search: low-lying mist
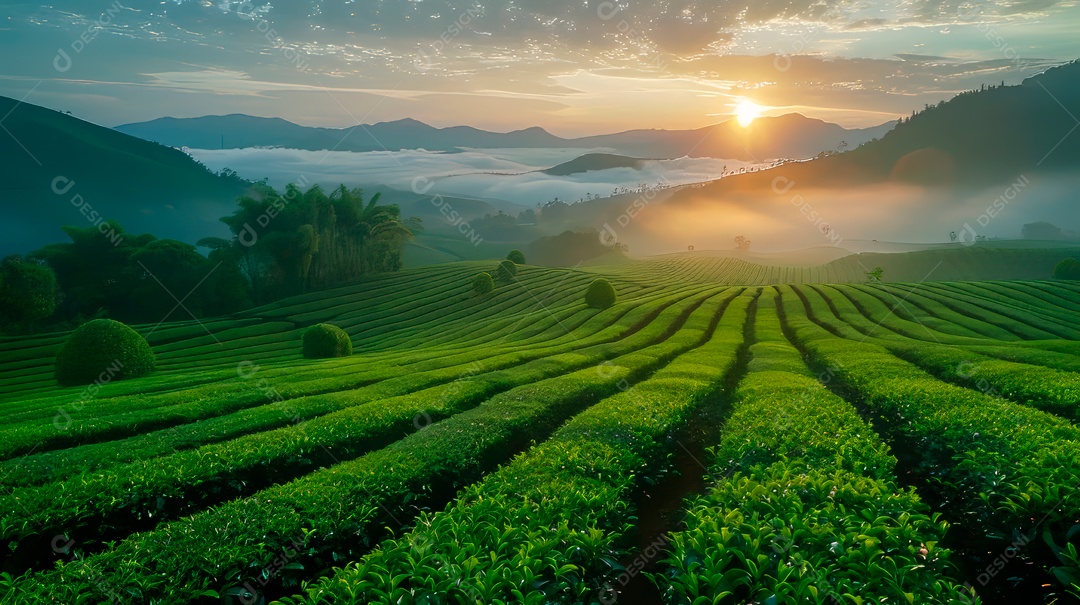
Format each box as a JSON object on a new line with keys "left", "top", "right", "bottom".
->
{"left": 188, "top": 147, "right": 758, "bottom": 207}
{"left": 190, "top": 147, "right": 1078, "bottom": 258}
{"left": 602, "top": 172, "right": 1080, "bottom": 256}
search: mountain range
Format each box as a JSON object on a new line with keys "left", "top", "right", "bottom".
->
{"left": 115, "top": 113, "right": 896, "bottom": 161}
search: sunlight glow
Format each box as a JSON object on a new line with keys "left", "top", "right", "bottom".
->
{"left": 735, "top": 98, "right": 763, "bottom": 127}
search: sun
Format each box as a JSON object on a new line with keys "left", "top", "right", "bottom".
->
{"left": 735, "top": 98, "right": 763, "bottom": 127}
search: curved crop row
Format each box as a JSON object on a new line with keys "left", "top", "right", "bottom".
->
{"left": 0, "top": 282, "right": 710, "bottom": 460}
{"left": 0, "top": 285, "right": 709, "bottom": 487}
{"left": 656, "top": 291, "right": 971, "bottom": 604}
{"left": 809, "top": 285, "right": 1080, "bottom": 373}
{"left": 885, "top": 344, "right": 1080, "bottom": 422}
{"left": 850, "top": 284, "right": 1020, "bottom": 342}
{"left": 0, "top": 288, "right": 734, "bottom": 564}
{"left": 935, "top": 282, "right": 1079, "bottom": 328}
{"left": 276, "top": 292, "right": 755, "bottom": 604}
{"left": 777, "top": 286, "right": 1080, "bottom": 600}
{"left": 794, "top": 286, "right": 1080, "bottom": 420}
{"left": 824, "top": 285, "right": 992, "bottom": 344}
{"left": 2, "top": 288, "right": 738, "bottom": 604}
{"left": 889, "top": 283, "right": 1074, "bottom": 340}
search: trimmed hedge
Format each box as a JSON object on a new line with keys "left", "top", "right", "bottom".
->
{"left": 494, "top": 259, "right": 517, "bottom": 282}
{"left": 585, "top": 278, "right": 617, "bottom": 309}
{"left": 302, "top": 324, "right": 352, "bottom": 359}
{"left": 506, "top": 249, "right": 526, "bottom": 264}
{"left": 1053, "top": 258, "right": 1080, "bottom": 280}
{"left": 471, "top": 272, "right": 494, "bottom": 296}
{"left": 54, "top": 319, "right": 155, "bottom": 386}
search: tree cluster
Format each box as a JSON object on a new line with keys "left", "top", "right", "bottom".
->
{"left": 4, "top": 183, "right": 416, "bottom": 333}
{"left": 203, "top": 183, "right": 419, "bottom": 302}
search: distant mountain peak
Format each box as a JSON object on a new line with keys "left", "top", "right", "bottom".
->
{"left": 374, "top": 117, "right": 432, "bottom": 128}
{"left": 509, "top": 126, "right": 553, "bottom": 135}
{"left": 542, "top": 153, "right": 645, "bottom": 176}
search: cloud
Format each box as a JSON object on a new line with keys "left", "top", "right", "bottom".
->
{"left": 185, "top": 147, "right": 760, "bottom": 207}
{"left": 0, "top": 0, "right": 1076, "bottom": 133}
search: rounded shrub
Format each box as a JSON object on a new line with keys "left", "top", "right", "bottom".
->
{"left": 302, "top": 323, "right": 353, "bottom": 359}
{"left": 1053, "top": 258, "right": 1080, "bottom": 280}
{"left": 54, "top": 319, "right": 155, "bottom": 386}
{"left": 506, "top": 249, "right": 526, "bottom": 264}
{"left": 495, "top": 259, "right": 517, "bottom": 282}
{"left": 585, "top": 278, "right": 617, "bottom": 309}
{"left": 472, "top": 272, "right": 495, "bottom": 296}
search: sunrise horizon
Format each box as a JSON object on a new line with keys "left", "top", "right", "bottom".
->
{"left": 4, "top": 2, "right": 1079, "bottom": 136}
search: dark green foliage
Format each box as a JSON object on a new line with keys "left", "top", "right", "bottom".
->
{"left": 505, "top": 249, "right": 525, "bottom": 264}
{"left": 29, "top": 183, "right": 417, "bottom": 327}
{"left": 33, "top": 224, "right": 249, "bottom": 325}
{"left": 471, "top": 272, "right": 494, "bottom": 295}
{"left": 54, "top": 319, "right": 155, "bottom": 386}
{"left": 494, "top": 259, "right": 516, "bottom": 282}
{"left": 660, "top": 297, "right": 968, "bottom": 604}
{"left": 302, "top": 323, "right": 353, "bottom": 359}
{"left": 220, "top": 184, "right": 419, "bottom": 299}
{"left": 526, "top": 229, "right": 612, "bottom": 266}
{"left": 1054, "top": 258, "right": 1080, "bottom": 280}
{"left": 0, "top": 255, "right": 57, "bottom": 328}
{"left": 1022, "top": 221, "right": 1068, "bottom": 240}
{"left": 585, "top": 278, "right": 616, "bottom": 309}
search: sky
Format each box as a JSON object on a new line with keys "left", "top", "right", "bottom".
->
{"left": 1, "top": 0, "right": 1078, "bottom": 136}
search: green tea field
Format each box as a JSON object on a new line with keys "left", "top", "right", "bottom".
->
{"left": 1, "top": 258, "right": 1079, "bottom": 605}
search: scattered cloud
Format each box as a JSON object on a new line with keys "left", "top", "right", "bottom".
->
{"left": 0, "top": 0, "right": 1076, "bottom": 132}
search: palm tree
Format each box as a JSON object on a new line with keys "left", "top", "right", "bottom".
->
{"left": 353, "top": 193, "right": 415, "bottom": 278}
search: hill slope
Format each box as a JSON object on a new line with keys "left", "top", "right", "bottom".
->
{"left": 576, "top": 114, "right": 894, "bottom": 160}
{"left": 673, "top": 60, "right": 1080, "bottom": 196}
{"left": 541, "top": 153, "right": 645, "bottom": 176}
{"left": 0, "top": 97, "right": 251, "bottom": 254}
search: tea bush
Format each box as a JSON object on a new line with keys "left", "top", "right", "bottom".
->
{"left": 54, "top": 319, "right": 155, "bottom": 386}
{"left": 302, "top": 324, "right": 352, "bottom": 359}
{"left": 494, "top": 259, "right": 517, "bottom": 282}
{"left": 585, "top": 278, "right": 616, "bottom": 309}
{"left": 471, "top": 272, "right": 494, "bottom": 296}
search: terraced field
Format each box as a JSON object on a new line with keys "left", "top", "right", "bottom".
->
{"left": 592, "top": 246, "right": 1080, "bottom": 284}
{"left": 1, "top": 260, "right": 1078, "bottom": 604}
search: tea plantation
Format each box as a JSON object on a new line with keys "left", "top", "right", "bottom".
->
{"left": 0, "top": 260, "right": 1078, "bottom": 604}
